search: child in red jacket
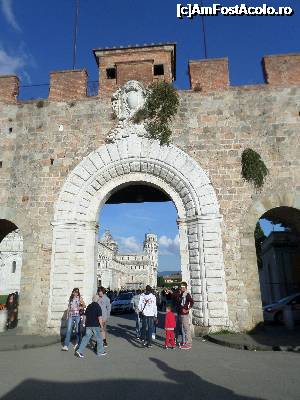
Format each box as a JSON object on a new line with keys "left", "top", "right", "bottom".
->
{"left": 164, "top": 305, "right": 176, "bottom": 349}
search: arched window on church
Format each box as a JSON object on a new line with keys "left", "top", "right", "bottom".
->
{"left": 12, "top": 261, "right": 16, "bottom": 273}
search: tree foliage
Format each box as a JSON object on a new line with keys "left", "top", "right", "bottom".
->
{"left": 157, "top": 276, "right": 165, "bottom": 287}
{"left": 133, "top": 81, "right": 179, "bottom": 145}
{"left": 241, "top": 148, "right": 269, "bottom": 189}
{"left": 254, "top": 221, "right": 266, "bottom": 269}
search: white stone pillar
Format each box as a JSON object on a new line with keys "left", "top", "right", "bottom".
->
{"left": 48, "top": 220, "right": 97, "bottom": 332}
{"left": 177, "top": 218, "right": 189, "bottom": 285}
{"left": 180, "top": 214, "right": 229, "bottom": 331}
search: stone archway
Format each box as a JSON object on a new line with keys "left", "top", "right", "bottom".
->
{"left": 240, "top": 191, "right": 300, "bottom": 327}
{"left": 48, "top": 135, "right": 229, "bottom": 333}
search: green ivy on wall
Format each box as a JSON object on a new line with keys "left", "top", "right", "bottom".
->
{"left": 241, "top": 148, "right": 269, "bottom": 189}
{"left": 133, "top": 81, "right": 179, "bottom": 145}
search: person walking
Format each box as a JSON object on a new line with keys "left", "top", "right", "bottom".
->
{"left": 164, "top": 305, "right": 176, "bottom": 349}
{"left": 178, "top": 282, "right": 194, "bottom": 350}
{"left": 75, "top": 295, "right": 106, "bottom": 358}
{"left": 132, "top": 289, "right": 142, "bottom": 339}
{"left": 5, "top": 293, "right": 18, "bottom": 329}
{"left": 97, "top": 287, "right": 111, "bottom": 347}
{"left": 138, "top": 285, "right": 157, "bottom": 348}
{"left": 62, "top": 288, "right": 85, "bottom": 351}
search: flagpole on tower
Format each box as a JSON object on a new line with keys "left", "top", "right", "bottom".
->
{"left": 72, "top": 0, "right": 80, "bottom": 69}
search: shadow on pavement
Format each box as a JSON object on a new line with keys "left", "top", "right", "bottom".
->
{"left": 0, "top": 357, "right": 265, "bottom": 400}
{"left": 245, "top": 322, "right": 300, "bottom": 347}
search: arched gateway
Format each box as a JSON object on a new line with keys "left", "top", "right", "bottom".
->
{"left": 48, "top": 134, "right": 229, "bottom": 333}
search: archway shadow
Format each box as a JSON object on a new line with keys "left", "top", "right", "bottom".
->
{"left": 0, "top": 357, "right": 266, "bottom": 400}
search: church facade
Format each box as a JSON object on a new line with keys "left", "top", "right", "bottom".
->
{"left": 97, "top": 230, "right": 158, "bottom": 290}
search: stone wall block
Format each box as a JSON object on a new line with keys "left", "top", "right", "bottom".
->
{"left": 73, "top": 166, "right": 91, "bottom": 181}
{"left": 106, "top": 142, "right": 120, "bottom": 162}
{"left": 206, "top": 269, "right": 224, "bottom": 278}
{"left": 98, "top": 146, "right": 112, "bottom": 165}
{"left": 130, "top": 161, "right": 141, "bottom": 172}
{"left": 207, "top": 285, "right": 224, "bottom": 293}
{"left": 116, "top": 139, "right": 128, "bottom": 160}
{"left": 207, "top": 293, "right": 226, "bottom": 302}
{"left": 205, "top": 254, "right": 222, "bottom": 263}
{"left": 208, "top": 317, "right": 228, "bottom": 326}
{"left": 209, "top": 309, "right": 226, "bottom": 318}
{"left": 89, "top": 152, "right": 105, "bottom": 170}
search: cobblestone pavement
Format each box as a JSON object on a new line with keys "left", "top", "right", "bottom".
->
{"left": 0, "top": 314, "right": 300, "bottom": 400}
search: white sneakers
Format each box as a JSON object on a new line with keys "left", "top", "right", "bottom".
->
{"left": 61, "top": 345, "right": 68, "bottom": 351}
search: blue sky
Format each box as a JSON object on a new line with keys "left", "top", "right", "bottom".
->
{"left": 99, "top": 202, "right": 180, "bottom": 272}
{"left": 0, "top": 0, "right": 298, "bottom": 270}
{"left": 1, "top": 0, "right": 300, "bottom": 96}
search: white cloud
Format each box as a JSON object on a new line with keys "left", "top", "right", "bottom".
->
{"left": 1, "top": 0, "right": 21, "bottom": 32}
{"left": 117, "top": 236, "right": 142, "bottom": 253}
{"left": 158, "top": 234, "right": 180, "bottom": 256}
{"left": 0, "top": 47, "right": 25, "bottom": 75}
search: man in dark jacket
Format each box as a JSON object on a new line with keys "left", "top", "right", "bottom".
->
{"left": 178, "top": 282, "right": 194, "bottom": 349}
{"left": 75, "top": 295, "right": 106, "bottom": 358}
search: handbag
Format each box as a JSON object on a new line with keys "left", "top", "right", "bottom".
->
{"left": 139, "top": 299, "right": 149, "bottom": 318}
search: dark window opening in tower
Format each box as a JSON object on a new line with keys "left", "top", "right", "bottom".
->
{"left": 154, "top": 64, "right": 164, "bottom": 76}
{"left": 106, "top": 67, "right": 116, "bottom": 79}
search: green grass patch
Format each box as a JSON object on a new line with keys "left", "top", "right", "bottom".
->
{"left": 0, "top": 295, "right": 8, "bottom": 304}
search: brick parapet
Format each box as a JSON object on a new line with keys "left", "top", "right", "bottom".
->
{"left": 0, "top": 75, "right": 19, "bottom": 103}
{"left": 263, "top": 53, "right": 300, "bottom": 86}
{"left": 49, "top": 69, "right": 88, "bottom": 101}
{"left": 188, "top": 58, "right": 229, "bottom": 92}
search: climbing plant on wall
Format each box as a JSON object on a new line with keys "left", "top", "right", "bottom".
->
{"left": 133, "top": 81, "right": 179, "bottom": 145}
{"left": 241, "top": 148, "right": 269, "bottom": 189}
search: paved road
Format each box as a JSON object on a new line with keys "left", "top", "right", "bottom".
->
{"left": 0, "top": 313, "right": 300, "bottom": 400}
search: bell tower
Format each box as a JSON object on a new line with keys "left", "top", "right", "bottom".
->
{"left": 143, "top": 233, "right": 158, "bottom": 288}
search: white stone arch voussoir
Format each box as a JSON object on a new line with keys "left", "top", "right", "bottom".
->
{"left": 49, "top": 136, "right": 229, "bottom": 333}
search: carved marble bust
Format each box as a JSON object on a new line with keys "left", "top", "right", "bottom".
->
{"left": 107, "top": 80, "right": 148, "bottom": 142}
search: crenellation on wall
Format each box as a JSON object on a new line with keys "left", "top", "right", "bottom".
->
{"left": 263, "top": 53, "right": 300, "bottom": 86}
{"left": 49, "top": 69, "right": 88, "bottom": 101}
{"left": 0, "top": 75, "right": 19, "bottom": 103}
{"left": 188, "top": 58, "right": 229, "bottom": 92}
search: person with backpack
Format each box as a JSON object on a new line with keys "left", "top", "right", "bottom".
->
{"left": 75, "top": 294, "right": 106, "bottom": 358}
{"left": 138, "top": 285, "right": 157, "bottom": 348}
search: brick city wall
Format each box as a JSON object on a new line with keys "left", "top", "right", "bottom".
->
{"left": 1, "top": 51, "right": 300, "bottom": 333}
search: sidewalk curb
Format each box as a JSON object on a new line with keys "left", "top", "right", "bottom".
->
{"left": 0, "top": 336, "right": 61, "bottom": 352}
{"left": 204, "top": 335, "right": 300, "bottom": 352}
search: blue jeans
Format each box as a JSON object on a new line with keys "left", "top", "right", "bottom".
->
{"left": 64, "top": 315, "right": 81, "bottom": 347}
{"left": 135, "top": 313, "right": 141, "bottom": 337}
{"left": 142, "top": 316, "right": 154, "bottom": 345}
{"left": 78, "top": 327, "right": 104, "bottom": 355}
